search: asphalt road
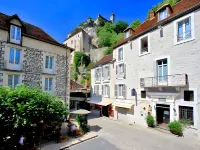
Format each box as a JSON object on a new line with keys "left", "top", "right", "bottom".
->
{"left": 69, "top": 137, "right": 120, "bottom": 150}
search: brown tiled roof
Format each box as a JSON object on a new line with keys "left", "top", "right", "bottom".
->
{"left": 93, "top": 54, "right": 113, "bottom": 68}
{"left": 0, "top": 12, "right": 73, "bottom": 50}
{"left": 70, "top": 80, "right": 84, "bottom": 89}
{"left": 114, "top": 0, "right": 200, "bottom": 49}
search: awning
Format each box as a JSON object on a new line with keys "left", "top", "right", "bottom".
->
{"left": 70, "top": 109, "right": 91, "bottom": 115}
{"left": 87, "top": 100, "right": 113, "bottom": 106}
{"left": 114, "top": 102, "right": 133, "bottom": 109}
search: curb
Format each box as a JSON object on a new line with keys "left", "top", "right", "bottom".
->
{"left": 60, "top": 135, "right": 98, "bottom": 150}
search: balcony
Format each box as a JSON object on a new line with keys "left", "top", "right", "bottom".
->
{"left": 140, "top": 74, "right": 187, "bottom": 88}
{"left": 3, "top": 60, "right": 22, "bottom": 71}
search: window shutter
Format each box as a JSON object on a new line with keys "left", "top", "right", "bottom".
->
{"left": 102, "top": 67, "right": 104, "bottom": 81}
{"left": 122, "top": 85, "right": 126, "bottom": 99}
{"left": 115, "top": 85, "right": 117, "bottom": 97}
{"left": 102, "top": 85, "right": 104, "bottom": 96}
{"left": 123, "top": 64, "right": 126, "bottom": 78}
{"left": 116, "top": 65, "right": 118, "bottom": 78}
{"left": 108, "top": 86, "right": 110, "bottom": 97}
{"left": 108, "top": 66, "right": 110, "bottom": 80}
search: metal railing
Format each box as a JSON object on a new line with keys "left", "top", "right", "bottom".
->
{"left": 140, "top": 74, "right": 187, "bottom": 88}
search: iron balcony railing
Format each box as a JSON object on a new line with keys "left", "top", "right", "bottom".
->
{"left": 140, "top": 74, "right": 188, "bottom": 88}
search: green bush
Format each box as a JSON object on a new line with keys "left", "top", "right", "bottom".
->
{"left": 168, "top": 121, "right": 183, "bottom": 136}
{"left": 104, "top": 47, "right": 113, "bottom": 55}
{"left": 76, "top": 115, "right": 89, "bottom": 133}
{"left": 146, "top": 115, "right": 154, "bottom": 127}
{"left": 0, "top": 84, "right": 68, "bottom": 149}
{"left": 72, "top": 72, "right": 78, "bottom": 81}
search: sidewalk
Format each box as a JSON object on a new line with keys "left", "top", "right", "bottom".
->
{"left": 41, "top": 132, "right": 98, "bottom": 150}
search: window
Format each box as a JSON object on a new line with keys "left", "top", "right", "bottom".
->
{"left": 103, "top": 66, "right": 110, "bottom": 81}
{"left": 115, "top": 84, "right": 126, "bottom": 98}
{"left": 125, "top": 31, "right": 130, "bottom": 39}
{"left": 141, "top": 91, "right": 146, "bottom": 98}
{"left": 45, "top": 56, "right": 54, "bottom": 70}
{"left": 9, "top": 48, "right": 21, "bottom": 64}
{"left": 103, "top": 85, "right": 109, "bottom": 97}
{"left": 157, "top": 59, "right": 168, "bottom": 82}
{"left": 179, "top": 106, "right": 193, "bottom": 124}
{"left": 94, "top": 85, "right": 99, "bottom": 96}
{"left": 130, "top": 42, "right": 132, "bottom": 50}
{"left": 159, "top": 9, "right": 168, "bottom": 21}
{"left": 10, "top": 25, "right": 21, "bottom": 44}
{"left": 8, "top": 75, "right": 20, "bottom": 88}
{"left": 184, "top": 90, "right": 194, "bottom": 101}
{"left": 118, "top": 48, "right": 123, "bottom": 61}
{"left": 95, "top": 68, "right": 101, "bottom": 81}
{"left": 160, "top": 28, "right": 163, "bottom": 38}
{"left": 140, "top": 36, "right": 149, "bottom": 54}
{"left": 177, "top": 17, "right": 191, "bottom": 42}
{"left": 45, "top": 78, "right": 53, "bottom": 94}
{"left": 116, "top": 63, "right": 125, "bottom": 78}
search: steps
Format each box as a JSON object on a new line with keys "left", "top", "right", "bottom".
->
{"left": 154, "top": 125, "right": 172, "bottom": 135}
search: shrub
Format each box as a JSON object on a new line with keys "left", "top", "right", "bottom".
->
{"left": 146, "top": 115, "right": 154, "bottom": 127}
{"left": 104, "top": 47, "right": 113, "bottom": 55}
{"left": 76, "top": 115, "right": 89, "bottom": 134}
{"left": 168, "top": 121, "right": 183, "bottom": 136}
{"left": 72, "top": 72, "right": 78, "bottom": 81}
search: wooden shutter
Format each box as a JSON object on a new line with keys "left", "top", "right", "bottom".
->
{"left": 115, "top": 85, "right": 118, "bottom": 97}
{"left": 123, "top": 64, "right": 126, "bottom": 79}
{"left": 108, "top": 86, "right": 110, "bottom": 97}
{"left": 116, "top": 65, "right": 118, "bottom": 78}
{"left": 108, "top": 66, "right": 110, "bottom": 80}
{"left": 122, "top": 85, "right": 126, "bottom": 99}
{"left": 102, "top": 85, "right": 104, "bottom": 96}
{"left": 102, "top": 67, "right": 104, "bottom": 81}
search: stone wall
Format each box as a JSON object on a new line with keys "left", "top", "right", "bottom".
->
{"left": 90, "top": 47, "right": 107, "bottom": 62}
{"left": 0, "top": 41, "right": 5, "bottom": 84}
{"left": 23, "top": 47, "right": 43, "bottom": 88}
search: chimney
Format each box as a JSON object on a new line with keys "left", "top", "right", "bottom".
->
{"left": 149, "top": 10, "right": 155, "bottom": 20}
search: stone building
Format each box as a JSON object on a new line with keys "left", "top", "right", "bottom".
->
{"left": 0, "top": 12, "right": 72, "bottom": 105}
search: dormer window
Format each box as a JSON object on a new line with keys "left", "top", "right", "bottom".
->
{"left": 159, "top": 8, "right": 168, "bottom": 21}
{"left": 10, "top": 25, "right": 21, "bottom": 44}
{"left": 125, "top": 31, "right": 130, "bottom": 39}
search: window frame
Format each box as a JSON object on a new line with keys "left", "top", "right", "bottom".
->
{"left": 10, "top": 25, "right": 21, "bottom": 44}
{"left": 9, "top": 48, "right": 21, "bottom": 65}
{"left": 139, "top": 34, "right": 150, "bottom": 56}
{"left": 118, "top": 47, "right": 124, "bottom": 62}
{"left": 159, "top": 8, "right": 168, "bottom": 21}
{"left": 7, "top": 74, "right": 20, "bottom": 88}
{"left": 125, "top": 31, "right": 130, "bottom": 39}
{"left": 44, "top": 77, "right": 54, "bottom": 94}
{"left": 174, "top": 12, "right": 195, "bottom": 45}
{"left": 102, "top": 65, "right": 110, "bottom": 82}
{"left": 141, "top": 91, "right": 146, "bottom": 99}
{"left": 95, "top": 67, "right": 101, "bottom": 82}
{"left": 179, "top": 106, "right": 194, "bottom": 125}
{"left": 103, "top": 85, "right": 109, "bottom": 97}
{"left": 181, "top": 88, "right": 197, "bottom": 104}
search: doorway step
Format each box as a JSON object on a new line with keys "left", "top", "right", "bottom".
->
{"left": 154, "top": 125, "right": 171, "bottom": 135}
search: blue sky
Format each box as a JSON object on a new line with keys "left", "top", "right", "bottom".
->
{"left": 0, "top": 0, "right": 161, "bottom": 43}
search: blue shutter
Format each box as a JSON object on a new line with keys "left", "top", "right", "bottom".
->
{"left": 8, "top": 75, "right": 13, "bottom": 87}
{"left": 15, "top": 50, "right": 20, "bottom": 64}
{"left": 16, "top": 27, "right": 21, "bottom": 41}
{"left": 45, "top": 78, "right": 48, "bottom": 90}
{"left": 185, "top": 18, "right": 191, "bottom": 39}
{"left": 9, "top": 48, "right": 15, "bottom": 64}
{"left": 45, "top": 56, "right": 49, "bottom": 69}
{"left": 14, "top": 75, "right": 19, "bottom": 87}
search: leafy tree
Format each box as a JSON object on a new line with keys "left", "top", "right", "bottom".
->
{"left": 98, "top": 17, "right": 106, "bottom": 27}
{"left": 97, "top": 22, "right": 123, "bottom": 48}
{"left": 72, "top": 72, "right": 78, "bottom": 81}
{"left": 74, "top": 52, "right": 91, "bottom": 69}
{"left": 114, "top": 20, "right": 128, "bottom": 34}
{"left": 130, "top": 20, "right": 141, "bottom": 29}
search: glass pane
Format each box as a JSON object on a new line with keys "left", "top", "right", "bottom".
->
{"left": 49, "top": 78, "right": 53, "bottom": 91}
{"left": 11, "top": 26, "right": 15, "bottom": 39}
{"left": 158, "top": 66, "right": 162, "bottom": 81}
{"left": 185, "top": 18, "right": 191, "bottom": 39}
{"left": 14, "top": 75, "right": 19, "bottom": 87}
{"left": 163, "top": 65, "right": 168, "bottom": 81}
{"left": 50, "top": 57, "right": 53, "bottom": 69}
{"left": 178, "top": 22, "right": 183, "bottom": 41}
{"left": 15, "top": 50, "right": 20, "bottom": 64}
{"left": 9, "top": 48, "right": 15, "bottom": 64}
{"left": 16, "top": 27, "right": 21, "bottom": 41}
{"left": 45, "top": 78, "right": 48, "bottom": 90}
{"left": 8, "top": 75, "right": 13, "bottom": 87}
{"left": 45, "top": 56, "right": 49, "bottom": 69}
